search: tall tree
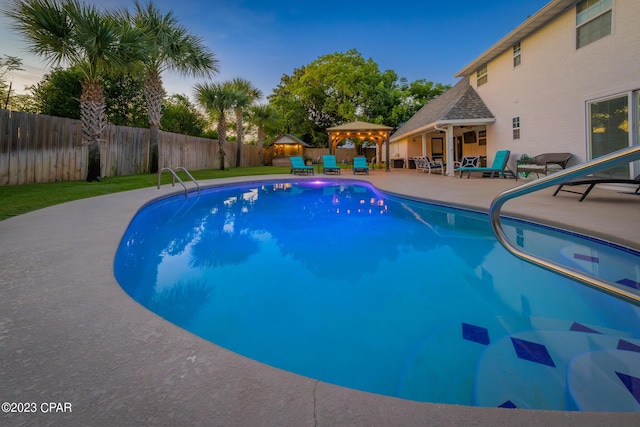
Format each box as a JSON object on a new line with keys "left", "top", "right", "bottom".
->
{"left": 194, "top": 82, "right": 236, "bottom": 170}
{"left": 127, "top": 0, "right": 219, "bottom": 173}
{"left": 247, "top": 104, "right": 278, "bottom": 166}
{"left": 0, "top": 55, "right": 23, "bottom": 109}
{"left": 160, "top": 93, "right": 207, "bottom": 137}
{"left": 227, "top": 78, "right": 262, "bottom": 167}
{"left": 268, "top": 49, "right": 451, "bottom": 146}
{"left": 268, "top": 49, "right": 395, "bottom": 146}
{"left": 30, "top": 66, "right": 83, "bottom": 118}
{"left": 30, "top": 66, "right": 149, "bottom": 127}
{"left": 6, "top": 0, "right": 149, "bottom": 181}
{"left": 103, "top": 71, "right": 148, "bottom": 127}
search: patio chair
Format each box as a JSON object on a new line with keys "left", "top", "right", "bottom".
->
{"left": 289, "top": 156, "right": 314, "bottom": 175}
{"left": 553, "top": 174, "right": 640, "bottom": 202}
{"left": 457, "top": 150, "right": 514, "bottom": 179}
{"left": 454, "top": 156, "right": 479, "bottom": 177}
{"left": 353, "top": 157, "right": 369, "bottom": 175}
{"left": 413, "top": 156, "right": 444, "bottom": 174}
{"left": 322, "top": 155, "right": 341, "bottom": 175}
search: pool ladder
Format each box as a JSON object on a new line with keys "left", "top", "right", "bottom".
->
{"left": 157, "top": 167, "right": 201, "bottom": 197}
{"left": 489, "top": 144, "right": 640, "bottom": 306}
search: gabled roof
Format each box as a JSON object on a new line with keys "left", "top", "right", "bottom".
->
{"left": 327, "top": 120, "right": 393, "bottom": 132}
{"left": 268, "top": 133, "right": 310, "bottom": 147}
{"left": 390, "top": 77, "right": 494, "bottom": 142}
{"left": 455, "top": 0, "right": 575, "bottom": 77}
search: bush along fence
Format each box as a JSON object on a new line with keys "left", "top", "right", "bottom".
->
{"left": 0, "top": 109, "right": 260, "bottom": 186}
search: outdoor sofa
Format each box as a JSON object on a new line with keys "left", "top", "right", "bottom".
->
{"left": 516, "top": 153, "right": 572, "bottom": 179}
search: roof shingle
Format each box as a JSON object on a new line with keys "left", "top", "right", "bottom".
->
{"left": 390, "top": 77, "right": 494, "bottom": 141}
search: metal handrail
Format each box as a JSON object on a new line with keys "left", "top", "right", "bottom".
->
{"left": 157, "top": 167, "right": 200, "bottom": 196}
{"left": 174, "top": 167, "right": 201, "bottom": 193}
{"left": 489, "top": 144, "right": 640, "bottom": 305}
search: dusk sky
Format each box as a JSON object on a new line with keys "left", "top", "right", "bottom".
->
{"left": 0, "top": 0, "right": 551, "bottom": 101}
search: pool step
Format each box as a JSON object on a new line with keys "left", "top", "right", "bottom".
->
{"left": 396, "top": 316, "right": 639, "bottom": 410}
{"left": 473, "top": 330, "right": 640, "bottom": 411}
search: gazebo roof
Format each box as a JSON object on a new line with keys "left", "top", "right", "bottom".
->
{"left": 267, "top": 133, "right": 310, "bottom": 147}
{"left": 327, "top": 121, "right": 393, "bottom": 132}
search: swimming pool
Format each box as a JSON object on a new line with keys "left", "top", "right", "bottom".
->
{"left": 114, "top": 180, "right": 640, "bottom": 411}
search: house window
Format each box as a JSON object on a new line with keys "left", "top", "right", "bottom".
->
{"left": 513, "top": 42, "right": 521, "bottom": 67}
{"left": 478, "top": 129, "right": 487, "bottom": 146}
{"left": 576, "top": 0, "right": 612, "bottom": 49}
{"left": 512, "top": 117, "right": 520, "bottom": 140}
{"left": 476, "top": 64, "right": 487, "bottom": 86}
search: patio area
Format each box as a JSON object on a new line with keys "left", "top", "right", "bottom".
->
{"left": 1, "top": 170, "right": 638, "bottom": 426}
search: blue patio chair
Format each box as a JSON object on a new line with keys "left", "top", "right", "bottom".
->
{"left": 353, "top": 157, "right": 369, "bottom": 175}
{"left": 322, "top": 155, "right": 341, "bottom": 175}
{"left": 290, "top": 156, "right": 314, "bottom": 175}
{"left": 457, "top": 150, "right": 513, "bottom": 178}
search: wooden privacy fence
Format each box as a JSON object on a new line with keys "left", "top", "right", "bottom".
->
{"left": 0, "top": 109, "right": 260, "bottom": 186}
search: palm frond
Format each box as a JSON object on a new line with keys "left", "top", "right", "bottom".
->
{"left": 131, "top": 0, "right": 218, "bottom": 79}
{"left": 5, "top": 0, "right": 75, "bottom": 67}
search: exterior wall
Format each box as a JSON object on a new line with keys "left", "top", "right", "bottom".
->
{"left": 472, "top": 0, "right": 640, "bottom": 168}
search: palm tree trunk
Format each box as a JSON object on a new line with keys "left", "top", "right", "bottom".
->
{"left": 145, "top": 72, "right": 164, "bottom": 173}
{"left": 80, "top": 80, "right": 106, "bottom": 182}
{"left": 217, "top": 114, "right": 227, "bottom": 171}
{"left": 235, "top": 109, "right": 243, "bottom": 168}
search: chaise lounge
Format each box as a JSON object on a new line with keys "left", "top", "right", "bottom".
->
{"left": 457, "top": 150, "right": 514, "bottom": 179}
{"left": 353, "top": 157, "right": 369, "bottom": 175}
{"left": 553, "top": 174, "right": 640, "bottom": 201}
{"left": 322, "top": 155, "right": 341, "bottom": 175}
{"left": 289, "top": 156, "right": 314, "bottom": 175}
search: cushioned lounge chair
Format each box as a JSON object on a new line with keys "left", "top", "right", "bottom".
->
{"left": 353, "top": 157, "right": 369, "bottom": 175}
{"left": 322, "top": 155, "right": 341, "bottom": 175}
{"left": 413, "top": 156, "right": 444, "bottom": 174}
{"left": 457, "top": 150, "right": 514, "bottom": 179}
{"left": 289, "top": 156, "right": 314, "bottom": 175}
{"left": 553, "top": 174, "right": 640, "bottom": 202}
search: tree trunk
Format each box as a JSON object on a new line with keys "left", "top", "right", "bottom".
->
{"left": 87, "top": 141, "right": 101, "bottom": 182}
{"left": 149, "top": 125, "right": 159, "bottom": 173}
{"left": 80, "top": 80, "right": 106, "bottom": 182}
{"left": 235, "top": 109, "right": 243, "bottom": 168}
{"left": 217, "top": 115, "right": 227, "bottom": 171}
{"left": 145, "top": 72, "right": 164, "bottom": 173}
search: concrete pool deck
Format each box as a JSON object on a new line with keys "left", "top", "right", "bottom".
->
{"left": 1, "top": 170, "right": 639, "bottom": 426}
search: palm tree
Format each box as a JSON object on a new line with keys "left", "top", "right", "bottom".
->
{"left": 194, "top": 82, "right": 237, "bottom": 170}
{"left": 6, "top": 0, "right": 148, "bottom": 181}
{"left": 248, "top": 104, "right": 278, "bottom": 166}
{"left": 227, "top": 78, "right": 262, "bottom": 168}
{"left": 128, "top": 0, "right": 219, "bottom": 173}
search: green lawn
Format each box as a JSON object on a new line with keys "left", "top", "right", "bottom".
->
{"left": 0, "top": 166, "right": 291, "bottom": 221}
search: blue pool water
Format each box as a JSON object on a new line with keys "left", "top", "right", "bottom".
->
{"left": 114, "top": 180, "right": 640, "bottom": 411}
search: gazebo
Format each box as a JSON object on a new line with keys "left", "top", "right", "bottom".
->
{"left": 326, "top": 121, "right": 393, "bottom": 171}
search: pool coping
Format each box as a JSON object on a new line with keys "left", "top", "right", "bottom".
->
{"left": 1, "top": 173, "right": 638, "bottom": 426}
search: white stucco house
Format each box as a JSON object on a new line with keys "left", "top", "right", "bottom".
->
{"left": 389, "top": 0, "right": 640, "bottom": 179}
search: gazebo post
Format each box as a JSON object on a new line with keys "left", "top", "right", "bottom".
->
{"left": 385, "top": 136, "right": 390, "bottom": 172}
